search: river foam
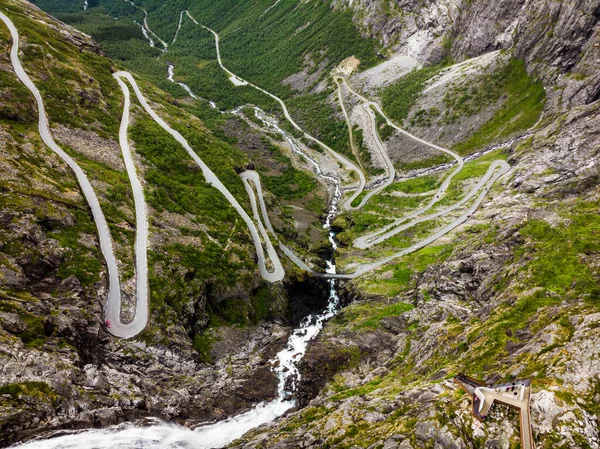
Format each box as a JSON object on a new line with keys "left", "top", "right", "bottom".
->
{"left": 9, "top": 404, "right": 289, "bottom": 449}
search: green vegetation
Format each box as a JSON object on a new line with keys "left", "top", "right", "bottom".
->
{"left": 254, "top": 140, "right": 317, "bottom": 200}
{"left": 454, "top": 60, "right": 546, "bottom": 154}
{"left": 6, "top": 2, "right": 123, "bottom": 138}
{"left": 459, "top": 200, "right": 600, "bottom": 374}
{"left": 437, "top": 68, "right": 509, "bottom": 124}
{"left": 354, "top": 244, "right": 454, "bottom": 297}
{"left": 381, "top": 58, "right": 545, "bottom": 156}
{"left": 518, "top": 208, "right": 600, "bottom": 298}
{"left": 1, "top": 1, "right": 301, "bottom": 356}
{"left": 349, "top": 190, "right": 368, "bottom": 208}
{"left": 186, "top": 0, "right": 379, "bottom": 94}
{"left": 129, "top": 118, "right": 245, "bottom": 226}
{"left": 49, "top": 209, "right": 104, "bottom": 286}
{"left": 208, "top": 284, "right": 281, "bottom": 327}
{"left": 288, "top": 90, "right": 353, "bottom": 160}
{"left": 394, "top": 153, "right": 453, "bottom": 171}
{"left": 0, "top": 143, "right": 106, "bottom": 289}
{"left": 352, "top": 126, "right": 382, "bottom": 176}
{"left": 466, "top": 290, "right": 565, "bottom": 375}
{"left": 336, "top": 194, "right": 438, "bottom": 251}
{"left": 148, "top": 242, "right": 250, "bottom": 322}
{"left": 385, "top": 175, "right": 441, "bottom": 194}
{"left": 131, "top": 112, "right": 262, "bottom": 331}
{"left": 31, "top": 0, "right": 383, "bottom": 175}
{"left": 263, "top": 164, "right": 316, "bottom": 200}
{"left": 0, "top": 381, "right": 55, "bottom": 400}
{"left": 262, "top": 148, "right": 317, "bottom": 200}
{"left": 381, "top": 62, "right": 449, "bottom": 125}
{"left": 192, "top": 333, "right": 215, "bottom": 363}
{"left": 330, "top": 375, "right": 384, "bottom": 400}
{"left": 355, "top": 199, "right": 600, "bottom": 382}
{"left": 335, "top": 301, "right": 415, "bottom": 330}
{"left": 39, "top": 0, "right": 379, "bottom": 131}
{"left": 293, "top": 197, "right": 599, "bottom": 446}
{"left": 432, "top": 148, "right": 508, "bottom": 210}
{"left": 16, "top": 313, "right": 47, "bottom": 349}
{"left": 0, "top": 299, "right": 50, "bottom": 348}
{"left": 409, "top": 106, "right": 440, "bottom": 127}
{"left": 373, "top": 110, "right": 394, "bottom": 141}
{"left": 0, "top": 69, "right": 37, "bottom": 124}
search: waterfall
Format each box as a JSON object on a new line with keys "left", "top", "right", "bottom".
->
{"left": 12, "top": 105, "right": 345, "bottom": 449}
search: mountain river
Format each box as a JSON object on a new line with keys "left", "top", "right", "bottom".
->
{"left": 12, "top": 111, "right": 344, "bottom": 449}
{"left": 10, "top": 7, "right": 347, "bottom": 445}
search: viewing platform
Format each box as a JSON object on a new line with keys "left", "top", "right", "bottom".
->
{"left": 454, "top": 373, "right": 534, "bottom": 449}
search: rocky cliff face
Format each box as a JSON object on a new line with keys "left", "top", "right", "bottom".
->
{"left": 334, "top": 0, "right": 600, "bottom": 110}
{"left": 0, "top": 1, "right": 333, "bottom": 445}
{"left": 228, "top": 0, "right": 600, "bottom": 448}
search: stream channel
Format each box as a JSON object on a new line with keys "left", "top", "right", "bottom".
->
{"left": 13, "top": 98, "right": 346, "bottom": 449}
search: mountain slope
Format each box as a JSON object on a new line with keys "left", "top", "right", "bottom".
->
{"left": 0, "top": 0, "right": 327, "bottom": 444}
{"left": 1, "top": 0, "right": 599, "bottom": 448}
{"left": 227, "top": 1, "right": 599, "bottom": 449}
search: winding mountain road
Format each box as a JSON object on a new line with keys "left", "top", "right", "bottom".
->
{"left": 333, "top": 76, "right": 363, "bottom": 170}
{"left": 0, "top": 11, "right": 140, "bottom": 338}
{"left": 1, "top": 11, "right": 283, "bottom": 340}
{"left": 193, "top": 19, "right": 511, "bottom": 277}
{"left": 335, "top": 76, "right": 469, "bottom": 246}
{"left": 184, "top": 11, "right": 366, "bottom": 211}
{"left": 114, "top": 72, "right": 285, "bottom": 284}
{"left": 332, "top": 77, "right": 510, "bottom": 251}
{"left": 2, "top": 6, "right": 512, "bottom": 337}
{"left": 333, "top": 77, "right": 398, "bottom": 210}
{"left": 110, "top": 74, "right": 149, "bottom": 338}
{"left": 239, "top": 158, "right": 508, "bottom": 279}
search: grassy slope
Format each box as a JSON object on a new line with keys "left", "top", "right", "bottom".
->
{"left": 1, "top": 0, "right": 129, "bottom": 289}
{"left": 0, "top": 0, "right": 283, "bottom": 351}
{"left": 381, "top": 62, "right": 449, "bottom": 125}
{"left": 381, "top": 58, "right": 546, "bottom": 155}
{"left": 35, "top": 0, "right": 380, "bottom": 166}
{"left": 453, "top": 60, "right": 546, "bottom": 154}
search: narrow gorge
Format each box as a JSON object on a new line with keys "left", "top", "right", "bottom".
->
{"left": 0, "top": 0, "right": 599, "bottom": 448}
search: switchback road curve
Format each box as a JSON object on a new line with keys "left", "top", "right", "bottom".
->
{"left": 1, "top": 11, "right": 283, "bottom": 339}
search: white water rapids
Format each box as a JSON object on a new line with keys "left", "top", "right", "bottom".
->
{"left": 12, "top": 105, "right": 343, "bottom": 449}
{"left": 13, "top": 231, "right": 342, "bottom": 449}
{"left": 10, "top": 5, "right": 346, "bottom": 445}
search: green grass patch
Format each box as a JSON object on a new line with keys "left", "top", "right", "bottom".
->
{"left": 330, "top": 376, "right": 384, "bottom": 401}
{"left": 192, "top": 332, "right": 215, "bottom": 363}
{"left": 394, "top": 153, "right": 453, "bottom": 171}
{"left": 0, "top": 381, "right": 55, "bottom": 400}
{"left": 49, "top": 208, "right": 103, "bottom": 286}
{"left": 129, "top": 118, "right": 242, "bottom": 229}
{"left": 385, "top": 175, "right": 441, "bottom": 194}
{"left": 381, "top": 61, "right": 450, "bottom": 125}
{"left": 350, "top": 190, "right": 368, "bottom": 208}
{"left": 518, "top": 213, "right": 600, "bottom": 296}
{"left": 335, "top": 301, "right": 414, "bottom": 331}
{"left": 454, "top": 59, "right": 546, "bottom": 155}
{"left": 354, "top": 245, "right": 454, "bottom": 297}
{"left": 374, "top": 110, "right": 394, "bottom": 141}
{"left": 263, "top": 161, "right": 316, "bottom": 200}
